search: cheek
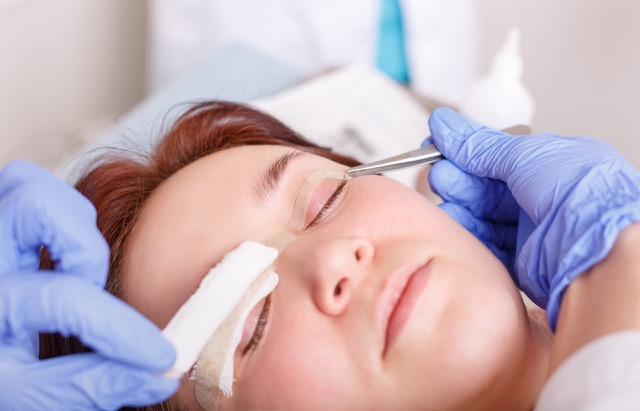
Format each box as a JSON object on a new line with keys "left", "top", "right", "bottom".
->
{"left": 366, "top": 184, "right": 495, "bottom": 259}
{"left": 385, "top": 259, "right": 526, "bottom": 406}
{"left": 240, "top": 306, "right": 364, "bottom": 409}
{"left": 347, "top": 179, "right": 464, "bottom": 240}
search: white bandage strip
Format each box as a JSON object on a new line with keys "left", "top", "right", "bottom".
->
{"left": 161, "top": 241, "right": 279, "bottom": 378}
{"left": 194, "top": 270, "right": 278, "bottom": 410}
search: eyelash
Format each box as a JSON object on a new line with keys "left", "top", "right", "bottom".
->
{"left": 306, "top": 179, "right": 348, "bottom": 229}
{"left": 242, "top": 294, "right": 271, "bottom": 356}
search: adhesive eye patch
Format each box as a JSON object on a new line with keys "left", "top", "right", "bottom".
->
{"left": 161, "top": 241, "right": 278, "bottom": 379}
{"left": 160, "top": 241, "right": 279, "bottom": 409}
{"left": 192, "top": 234, "right": 299, "bottom": 410}
{"left": 291, "top": 170, "right": 350, "bottom": 230}
{"left": 194, "top": 269, "right": 278, "bottom": 410}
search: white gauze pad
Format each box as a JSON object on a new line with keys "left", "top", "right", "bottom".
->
{"left": 194, "top": 268, "right": 278, "bottom": 410}
{"left": 161, "top": 240, "right": 279, "bottom": 378}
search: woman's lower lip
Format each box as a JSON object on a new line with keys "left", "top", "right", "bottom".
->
{"left": 385, "top": 264, "right": 431, "bottom": 352}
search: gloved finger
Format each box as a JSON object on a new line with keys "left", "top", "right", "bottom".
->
{"left": 3, "top": 353, "right": 178, "bottom": 411}
{"left": 0, "top": 343, "right": 39, "bottom": 363}
{"left": 429, "top": 160, "right": 519, "bottom": 221}
{"left": 0, "top": 161, "right": 108, "bottom": 286}
{"left": 0, "top": 274, "right": 175, "bottom": 372}
{"left": 0, "top": 160, "right": 41, "bottom": 197}
{"left": 428, "top": 107, "right": 557, "bottom": 184}
{"left": 480, "top": 220, "right": 517, "bottom": 250}
{"left": 420, "top": 136, "right": 434, "bottom": 147}
{"left": 440, "top": 202, "right": 517, "bottom": 249}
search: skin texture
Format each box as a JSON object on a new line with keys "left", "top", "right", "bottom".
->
{"left": 125, "top": 145, "right": 551, "bottom": 410}
{"left": 551, "top": 223, "right": 640, "bottom": 374}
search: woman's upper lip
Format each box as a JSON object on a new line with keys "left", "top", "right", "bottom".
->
{"left": 377, "top": 261, "right": 429, "bottom": 356}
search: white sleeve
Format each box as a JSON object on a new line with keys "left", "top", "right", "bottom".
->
{"left": 535, "top": 330, "right": 640, "bottom": 411}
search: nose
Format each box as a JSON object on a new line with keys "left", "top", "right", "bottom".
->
{"left": 278, "top": 237, "right": 374, "bottom": 316}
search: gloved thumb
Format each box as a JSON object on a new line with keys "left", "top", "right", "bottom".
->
{"left": 427, "top": 107, "right": 533, "bottom": 183}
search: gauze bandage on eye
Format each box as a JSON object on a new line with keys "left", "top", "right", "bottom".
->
{"left": 193, "top": 269, "right": 277, "bottom": 410}
{"left": 193, "top": 235, "right": 296, "bottom": 410}
{"left": 291, "top": 170, "right": 350, "bottom": 230}
{"left": 161, "top": 241, "right": 279, "bottom": 389}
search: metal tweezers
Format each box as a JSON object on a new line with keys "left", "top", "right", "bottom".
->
{"left": 346, "top": 144, "right": 444, "bottom": 177}
{"left": 346, "top": 124, "right": 531, "bottom": 177}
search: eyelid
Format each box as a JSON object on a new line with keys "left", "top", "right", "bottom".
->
{"left": 306, "top": 179, "right": 347, "bottom": 229}
{"left": 239, "top": 297, "right": 265, "bottom": 353}
{"left": 242, "top": 294, "right": 272, "bottom": 356}
{"left": 291, "top": 170, "right": 350, "bottom": 230}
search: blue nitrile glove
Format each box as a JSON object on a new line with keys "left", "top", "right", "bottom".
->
{"left": 425, "top": 108, "right": 640, "bottom": 330}
{"left": 0, "top": 160, "right": 179, "bottom": 410}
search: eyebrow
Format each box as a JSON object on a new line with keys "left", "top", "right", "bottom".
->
{"left": 252, "top": 151, "right": 305, "bottom": 204}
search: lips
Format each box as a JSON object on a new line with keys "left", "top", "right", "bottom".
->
{"left": 379, "top": 261, "right": 432, "bottom": 355}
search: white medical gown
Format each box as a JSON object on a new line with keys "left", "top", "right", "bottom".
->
{"left": 536, "top": 330, "right": 640, "bottom": 410}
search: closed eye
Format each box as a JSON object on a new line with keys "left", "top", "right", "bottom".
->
{"left": 306, "top": 179, "right": 347, "bottom": 229}
{"left": 242, "top": 294, "right": 271, "bottom": 356}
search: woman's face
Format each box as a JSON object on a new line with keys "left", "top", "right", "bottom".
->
{"left": 126, "top": 145, "right": 543, "bottom": 410}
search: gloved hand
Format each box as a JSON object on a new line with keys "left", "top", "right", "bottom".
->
{"left": 426, "top": 108, "right": 640, "bottom": 330}
{"left": 0, "top": 160, "right": 179, "bottom": 410}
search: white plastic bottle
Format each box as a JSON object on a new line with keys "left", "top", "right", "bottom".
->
{"left": 459, "top": 28, "right": 535, "bottom": 128}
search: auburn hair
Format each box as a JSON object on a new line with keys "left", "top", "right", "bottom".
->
{"left": 40, "top": 100, "right": 359, "bottom": 410}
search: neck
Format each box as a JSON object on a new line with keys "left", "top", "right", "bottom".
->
{"left": 504, "top": 304, "right": 553, "bottom": 410}
{"left": 452, "top": 298, "right": 553, "bottom": 411}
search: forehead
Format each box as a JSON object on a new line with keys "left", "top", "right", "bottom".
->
{"left": 123, "top": 145, "right": 335, "bottom": 325}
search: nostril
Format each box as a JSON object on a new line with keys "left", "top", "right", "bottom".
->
{"left": 355, "top": 245, "right": 372, "bottom": 262}
{"left": 334, "top": 282, "right": 343, "bottom": 296}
